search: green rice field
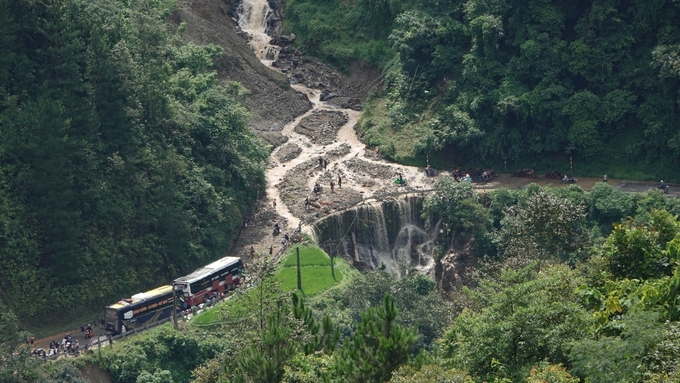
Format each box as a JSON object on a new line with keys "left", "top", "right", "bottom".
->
{"left": 277, "top": 245, "right": 347, "bottom": 296}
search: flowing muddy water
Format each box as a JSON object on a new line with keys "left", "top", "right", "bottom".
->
{"left": 235, "top": 0, "right": 678, "bottom": 269}
{"left": 237, "top": 0, "right": 435, "bottom": 233}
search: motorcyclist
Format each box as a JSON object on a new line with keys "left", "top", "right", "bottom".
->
{"left": 273, "top": 222, "right": 281, "bottom": 235}
{"left": 659, "top": 180, "right": 667, "bottom": 190}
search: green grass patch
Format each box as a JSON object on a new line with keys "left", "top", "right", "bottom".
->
{"left": 191, "top": 245, "right": 355, "bottom": 324}
{"left": 278, "top": 244, "right": 352, "bottom": 297}
{"left": 276, "top": 266, "right": 344, "bottom": 296}
{"left": 282, "top": 246, "right": 331, "bottom": 267}
{"left": 192, "top": 305, "right": 221, "bottom": 324}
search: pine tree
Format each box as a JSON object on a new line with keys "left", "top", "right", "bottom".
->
{"left": 337, "top": 294, "right": 418, "bottom": 383}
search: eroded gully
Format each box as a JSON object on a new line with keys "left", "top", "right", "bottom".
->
{"left": 238, "top": 0, "right": 436, "bottom": 233}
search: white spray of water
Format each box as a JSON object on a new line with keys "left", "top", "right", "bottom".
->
{"left": 238, "top": 0, "right": 280, "bottom": 63}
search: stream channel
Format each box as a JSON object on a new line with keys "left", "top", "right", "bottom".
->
{"left": 237, "top": 0, "right": 442, "bottom": 277}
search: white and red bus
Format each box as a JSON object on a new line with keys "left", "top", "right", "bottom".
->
{"left": 173, "top": 256, "right": 243, "bottom": 307}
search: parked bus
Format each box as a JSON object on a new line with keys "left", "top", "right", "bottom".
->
{"left": 174, "top": 256, "right": 243, "bottom": 307}
{"left": 105, "top": 285, "right": 178, "bottom": 334}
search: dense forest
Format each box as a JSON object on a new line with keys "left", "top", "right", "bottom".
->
{"left": 6, "top": 182, "right": 680, "bottom": 382}
{"left": 0, "top": 0, "right": 266, "bottom": 325}
{"left": 285, "top": 0, "right": 680, "bottom": 179}
{"left": 5, "top": 0, "right": 680, "bottom": 382}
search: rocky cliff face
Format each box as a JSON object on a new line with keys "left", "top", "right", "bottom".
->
{"left": 171, "top": 0, "right": 311, "bottom": 146}
{"left": 266, "top": 0, "right": 284, "bottom": 36}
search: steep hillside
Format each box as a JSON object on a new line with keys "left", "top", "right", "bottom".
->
{"left": 0, "top": 0, "right": 274, "bottom": 326}
{"left": 283, "top": 0, "right": 680, "bottom": 180}
{"left": 171, "top": 0, "right": 312, "bottom": 147}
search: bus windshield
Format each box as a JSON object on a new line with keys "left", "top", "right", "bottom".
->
{"left": 105, "top": 308, "right": 118, "bottom": 321}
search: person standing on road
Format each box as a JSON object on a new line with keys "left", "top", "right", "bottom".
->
{"left": 121, "top": 325, "right": 126, "bottom": 336}
{"left": 603, "top": 174, "right": 607, "bottom": 182}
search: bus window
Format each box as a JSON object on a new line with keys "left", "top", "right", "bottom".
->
{"left": 123, "top": 311, "right": 133, "bottom": 319}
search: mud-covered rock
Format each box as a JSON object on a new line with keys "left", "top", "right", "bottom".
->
{"left": 436, "top": 247, "right": 477, "bottom": 291}
{"left": 320, "top": 90, "right": 338, "bottom": 101}
{"left": 294, "top": 110, "right": 349, "bottom": 145}
{"left": 344, "top": 157, "right": 396, "bottom": 183}
{"left": 277, "top": 145, "right": 359, "bottom": 218}
{"left": 275, "top": 143, "right": 302, "bottom": 163}
{"left": 273, "top": 48, "right": 381, "bottom": 111}
{"left": 270, "top": 33, "right": 296, "bottom": 46}
{"left": 266, "top": 0, "right": 284, "bottom": 36}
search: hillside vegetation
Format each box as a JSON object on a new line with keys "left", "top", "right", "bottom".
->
{"left": 7, "top": 184, "right": 680, "bottom": 383}
{"left": 0, "top": 0, "right": 266, "bottom": 325}
{"left": 285, "top": 0, "right": 680, "bottom": 179}
{"left": 5, "top": 183, "right": 680, "bottom": 382}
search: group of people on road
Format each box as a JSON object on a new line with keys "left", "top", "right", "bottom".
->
{"left": 312, "top": 175, "right": 343, "bottom": 195}
{"left": 318, "top": 157, "right": 329, "bottom": 170}
{"left": 80, "top": 323, "right": 94, "bottom": 339}
{"left": 451, "top": 168, "right": 471, "bottom": 182}
{"left": 426, "top": 165, "right": 435, "bottom": 178}
{"left": 272, "top": 221, "right": 290, "bottom": 244}
{"left": 42, "top": 333, "right": 82, "bottom": 357}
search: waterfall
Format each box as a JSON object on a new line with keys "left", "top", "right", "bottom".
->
{"left": 238, "top": 0, "right": 280, "bottom": 62}
{"left": 314, "top": 197, "right": 440, "bottom": 278}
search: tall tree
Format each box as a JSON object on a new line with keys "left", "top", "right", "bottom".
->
{"left": 336, "top": 294, "right": 418, "bottom": 383}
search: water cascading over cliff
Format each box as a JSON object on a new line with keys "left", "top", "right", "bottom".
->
{"left": 238, "top": 0, "right": 280, "bottom": 62}
{"left": 312, "top": 196, "right": 442, "bottom": 278}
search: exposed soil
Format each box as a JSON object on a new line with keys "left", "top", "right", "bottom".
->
{"left": 228, "top": 197, "right": 294, "bottom": 263}
{"left": 38, "top": 0, "right": 680, "bottom": 359}
{"left": 294, "top": 110, "right": 349, "bottom": 145}
{"left": 274, "top": 142, "right": 302, "bottom": 163}
{"left": 171, "top": 0, "right": 312, "bottom": 137}
{"left": 80, "top": 363, "right": 113, "bottom": 383}
{"left": 273, "top": 48, "right": 381, "bottom": 111}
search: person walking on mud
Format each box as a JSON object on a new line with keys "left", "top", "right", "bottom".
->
{"left": 324, "top": 160, "right": 328, "bottom": 170}
{"left": 330, "top": 180, "right": 335, "bottom": 192}
{"left": 338, "top": 175, "right": 342, "bottom": 188}
{"left": 319, "top": 157, "right": 323, "bottom": 168}
{"left": 304, "top": 195, "right": 309, "bottom": 209}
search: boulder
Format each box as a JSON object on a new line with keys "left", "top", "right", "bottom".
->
{"left": 320, "top": 90, "right": 338, "bottom": 101}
